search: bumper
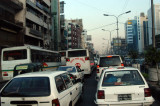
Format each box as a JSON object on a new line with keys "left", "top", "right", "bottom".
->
{"left": 94, "top": 100, "right": 154, "bottom": 106}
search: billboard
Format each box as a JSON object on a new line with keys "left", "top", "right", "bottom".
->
{"left": 113, "top": 39, "right": 121, "bottom": 46}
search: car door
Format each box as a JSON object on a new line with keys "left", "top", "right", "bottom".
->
{"left": 61, "top": 73, "right": 79, "bottom": 105}
{"left": 55, "top": 75, "right": 71, "bottom": 106}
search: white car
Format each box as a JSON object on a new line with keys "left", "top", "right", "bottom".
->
{"left": 0, "top": 71, "right": 83, "bottom": 106}
{"left": 95, "top": 67, "right": 154, "bottom": 106}
{"left": 96, "top": 55, "right": 124, "bottom": 79}
{"left": 57, "top": 66, "right": 84, "bottom": 82}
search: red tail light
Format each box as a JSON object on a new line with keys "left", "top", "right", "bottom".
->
{"left": 144, "top": 88, "right": 151, "bottom": 97}
{"left": 97, "top": 65, "right": 100, "bottom": 68}
{"left": 52, "top": 98, "right": 60, "bottom": 106}
{"left": 66, "top": 58, "right": 70, "bottom": 62}
{"left": 85, "top": 57, "right": 89, "bottom": 60}
{"left": 97, "top": 90, "right": 105, "bottom": 99}
{"left": 107, "top": 56, "right": 112, "bottom": 58}
{"left": 96, "top": 69, "right": 99, "bottom": 73}
{"left": 3, "top": 72, "right": 8, "bottom": 76}
{"left": 121, "top": 63, "right": 124, "bottom": 66}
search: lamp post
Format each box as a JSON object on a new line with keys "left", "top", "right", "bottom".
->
{"left": 103, "top": 11, "right": 131, "bottom": 54}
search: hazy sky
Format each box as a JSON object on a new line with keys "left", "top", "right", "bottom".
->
{"left": 62, "top": 0, "right": 160, "bottom": 54}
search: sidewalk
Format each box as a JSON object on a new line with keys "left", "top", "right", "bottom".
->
{"left": 147, "top": 81, "right": 160, "bottom": 102}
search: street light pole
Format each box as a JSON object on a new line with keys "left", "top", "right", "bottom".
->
{"left": 104, "top": 11, "right": 131, "bottom": 54}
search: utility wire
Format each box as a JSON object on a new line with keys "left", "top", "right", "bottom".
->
{"left": 87, "top": 22, "right": 117, "bottom": 31}
{"left": 122, "top": 0, "right": 130, "bottom": 13}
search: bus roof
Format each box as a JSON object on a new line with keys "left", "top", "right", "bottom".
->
{"left": 2, "top": 45, "right": 59, "bottom": 53}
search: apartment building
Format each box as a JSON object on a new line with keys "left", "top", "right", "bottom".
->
{"left": 65, "top": 19, "right": 83, "bottom": 49}
{"left": 15, "top": 0, "right": 52, "bottom": 49}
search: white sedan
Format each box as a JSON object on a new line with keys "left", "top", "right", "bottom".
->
{"left": 0, "top": 71, "right": 83, "bottom": 106}
{"left": 95, "top": 67, "right": 154, "bottom": 106}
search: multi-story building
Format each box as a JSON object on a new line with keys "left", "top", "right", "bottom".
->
{"left": 148, "top": 4, "right": 160, "bottom": 46}
{"left": 51, "top": 0, "right": 61, "bottom": 51}
{"left": 125, "top": 19, "right": 138, "bottom": 52}
{"left": 0, "top": 0, "right": 24, "bottom": 74}
{"left": 65, "top": 19, "right": 83, "bottom": 49}
{"left": 17, "top": 0, "right": 52, "bottom": 49}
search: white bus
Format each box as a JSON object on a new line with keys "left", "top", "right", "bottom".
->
{"left": 59, "top": 50, "right": 66, "bottom": 66}
{"left": 66, "top": 49, "right": 91, "bottom": 75}
{"left": 1, "top": 45, "right": 61, "bottom": 80}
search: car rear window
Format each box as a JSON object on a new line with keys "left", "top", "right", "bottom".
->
{"left": 99, "top": 56, "right": 121, "bottom": 67}
{"left": 1, "top": 77, "right": 50, "bottom": 97}
{"left": 57, "top": 66, "right": 76, "bottom": 73}
{"left": 68, "top": 50, "right": 87, "bottom": 57}
{"left": 102, "top": 70, "right": 145, "bottom": 86}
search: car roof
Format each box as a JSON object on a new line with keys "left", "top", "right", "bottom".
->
{"left": 103, "top": 67, "right": 139, "bottom": 72}
{"left": 59, "top": 66, "right": 75, "bottom": 67}
{"left": 99, "top": 55, "right": 120, "bottom": 58}
{"left": 14, "top": 71, "right": 67, "bottom": 78}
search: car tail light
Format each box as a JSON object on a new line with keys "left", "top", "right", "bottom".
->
{"left": 97, "top": 90, "right": 105, "bottom": 99}
{"left": 144, "top": 88, "right": 151, "bottom": 97}
{"left": 3, "top": 72, "right": 8, "bottom": 76}
{"left": 96, "top": 69, "right": 99, "bottom": 73}
{"left": 97, "top": 65, "right": 100, "bottom": 68}
{"left": 121, "top": 63, "right": 124, "bottom": 66}
{"left": 85, "top": 57, "right": 89, "bottom": 60}
{"left": 107, "top": 56, "right": 112, "bottom": 58}
{"left": 66, "top": 58, "right": 70, "bottom": 62}
{"left": 52, "top": 98, "right": 60, "bottom": 106}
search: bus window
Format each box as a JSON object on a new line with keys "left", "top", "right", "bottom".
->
{"left": 68, "top": 50, "right": 87, "bottom": 57}
{"left": 3, "top": 50, "right": 27, "bottom": 61}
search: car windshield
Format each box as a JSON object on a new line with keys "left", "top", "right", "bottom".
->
{"left": 1, "top": 77, "right": 50, "bottom": 97}
{"left": 99, "top": 56, "right": 121, "bottom": 67}
{"left": 102, "top": 70, "right": 145, "bottom": 86}
{"left": 57, "top": 66, "right": 76, "bottom": 73}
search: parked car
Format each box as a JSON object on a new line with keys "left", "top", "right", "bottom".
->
{"left": 0, "top": 71, "right": 83, "bottom": 106}
{"left": 96, "top": 55, "right": 124, "bottom": 78}
{"left": 57, "top": 66, "right": 84, "bottom": 82}
{"left": 13, "top": 63, "right": 43, "bottom": 77}
{"left": 95, "top": 67, "right": 154, "bottom": 106}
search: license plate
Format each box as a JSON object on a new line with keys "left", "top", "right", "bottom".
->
{"left": 118, "top": 94, "right": 131, "bottom": 101}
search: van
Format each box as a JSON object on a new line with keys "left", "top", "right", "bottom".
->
{"left": 66, "top": 49, "right": 91, "bottom": 75}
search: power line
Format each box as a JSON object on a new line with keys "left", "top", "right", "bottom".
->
{"left": 122, "top": 0, "right": 130, "bottom": 13}
{"left": 87, "top": 22, "right": 117, "bottom": 31}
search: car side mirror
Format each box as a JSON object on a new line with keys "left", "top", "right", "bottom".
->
{"left": 81, "top": 70, "right": 84, "bottom": 72}
{"left": 95, "top": 76, "right": 99, "bottom": 81}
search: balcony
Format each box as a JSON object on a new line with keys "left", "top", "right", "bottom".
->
{"left": 36, "top": 2, "right": 43, "bottom": 10}
{"left": 68, "top": 31, "right": 71, "bottom": 34}
{"left": 0, "top": 0, "right": 23, "bottom": 11}
{"left": 25, "top": 27, "right": 43, "bottom": 39}
{"left": 43, "top": 6, "right": 50, "bottom": 13}
{"left": 30, "top": 28, "right": 42, "bottom": 37}
{"left": 26, "top": 0, "right": 36, "bottom": 9}
{"left": 43, "top": 0, "right": 50, "bottom": 7}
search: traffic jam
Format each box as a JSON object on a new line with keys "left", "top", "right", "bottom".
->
{"left": 0, "top": 48, "right": 156, "bottom": 106}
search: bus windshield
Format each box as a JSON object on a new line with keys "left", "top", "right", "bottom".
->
{"left": 68, "top": 50, "right": 87, "bottom": 57}
{"left": 3, "top": 50, "right": 27, "bottom": 61}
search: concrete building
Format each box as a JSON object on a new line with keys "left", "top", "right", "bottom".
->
{"left": 138, "top": 13, "right": 148, "bottom": 53}
{"left": 65, "top": 19, "right": 83, "bottom": 49}
{"left": 148, "top": 4, "right": 160, "bottom": 45}
{"left": 0, "top": 0, "right": 24, "bottom": 72}
{"left": 16, "top": 0, "right": 52, "bottom": 49}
